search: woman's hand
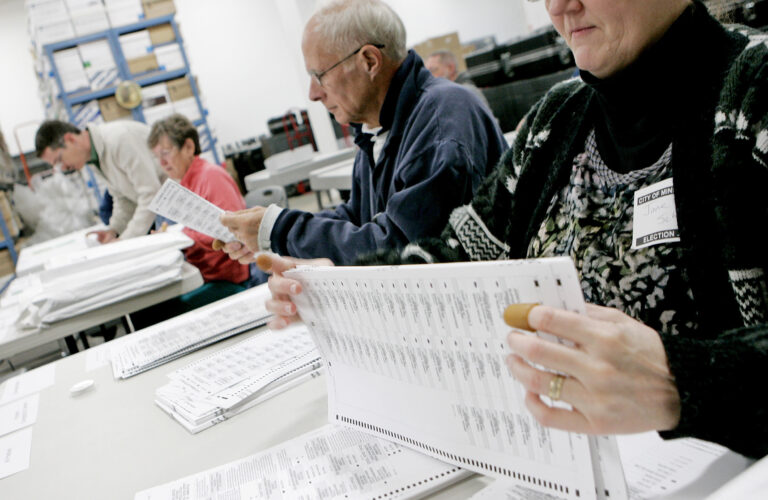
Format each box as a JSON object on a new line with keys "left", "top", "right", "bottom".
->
{"left": 504, "top": 303, "right": 681, "bottom": 434}
{"left": 257, "top": 253, "right": 333, "bottom": 330}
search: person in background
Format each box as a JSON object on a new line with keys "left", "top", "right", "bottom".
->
{"left": 129, "top": 114, "right": 250, "bottom": 329}
{"left": 35, "top": 120, "right": 165, "bottom": 242}
{"left": 260, "top": 0, "right": 768, "bottom": 460}
{"left": 218, "top": 0, "right": 506, "bottom": 266}
{"left": 425, "top": 49, "right": 490, "bottom": 108}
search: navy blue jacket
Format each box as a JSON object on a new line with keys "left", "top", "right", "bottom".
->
{"left": 270, "top": 50, "right": 507, "bottom": 264}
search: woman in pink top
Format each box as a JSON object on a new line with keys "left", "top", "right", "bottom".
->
{"left": 133, "top": 114, "right": 250, "bottom": 328}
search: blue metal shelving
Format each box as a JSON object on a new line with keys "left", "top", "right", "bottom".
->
{"left": 43, "top": 14, "right": 219, "bottom": 166}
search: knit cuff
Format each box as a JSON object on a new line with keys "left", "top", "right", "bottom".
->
{"left": 258, "top": 204, "right": 284, "bottom": 253}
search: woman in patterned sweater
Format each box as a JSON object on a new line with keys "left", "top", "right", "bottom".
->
{"left": 262, "top": 0, "right": 768, "bottom": 459}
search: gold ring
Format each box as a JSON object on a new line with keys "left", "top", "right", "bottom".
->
{"left": 548, "top": 374, "right": 565, "bottom": 401}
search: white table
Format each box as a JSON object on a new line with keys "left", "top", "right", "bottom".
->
{"left": 308, "top": 158, "right": 355, "bottom": 209}
{"left": 244, "top": 148, "right": 357, "bottom": 193}
{"left": 0, "top": 262, "right": 203, "bottom": 359}
{"left": 0, "top": 317, "right": 760, "bottom": 499}
{"left": 0, "top": 324, "right": 489, "bottom": 500}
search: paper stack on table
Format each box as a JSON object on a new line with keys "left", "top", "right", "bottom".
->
{"left": 155, "top": 324, "right": 323, "bottom": 433}
{"left": 135, "top": 423, "right": 470, "bottom": 500}
{"left": 111, "top": 284, "right": 273, "bottom": 378}
{"left": 3, "top": 231, "right": 193, "bottom": 331}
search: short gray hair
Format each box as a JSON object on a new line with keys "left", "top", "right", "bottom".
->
{"left": 308, "top": 0, "right": 407, "bottom": 62}
{"left": 148, "top": 113, "right": 201, "bottom": 155}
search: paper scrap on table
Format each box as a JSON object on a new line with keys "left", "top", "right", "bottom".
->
{"left": 0, "top": 364, "right": 55, "bottom": 405}
{"left": 149, "top": 179, "right": 236, "bottom": 242}
{"left": 0, "top": 395, "right": 39, "bottom": 438}
{"left": 0, "top": 427, "right": 33, "bottom": 480}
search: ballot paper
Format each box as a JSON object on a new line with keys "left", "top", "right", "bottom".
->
{"left": 134, "top": 423, "right": 470, "bottom": 500}
{"left": 15, "top": 249, "right": 185, "bottom": 330}
{"left": 618, "top": 433, "right": 751, "bottom": 499}
{"left": 0, "top": 427, "right": 33, "bottom": 480}
{"left": 471, "top": 434, "right": 752, "bottom": 500}
{"left": 155, "top": 324, "right": 323, "bottom": 433}
{"left": 149, "top": 179, "right": 236, "bottom": 242}
{"left": 111, "top": 284, "right": 273, "bottom": 378}
{"left": 285, "top": 257, "right": 628, "bottom": 500}
{"left": 0, "top": 364, "right": 55, "bottom": 405}
{"left": 0, "top": 395, "right": 39, "bottom": 438}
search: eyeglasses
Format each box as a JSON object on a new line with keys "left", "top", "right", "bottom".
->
{"left": 310, "top": 43, "right": 385, "bottom": 88}
{"left": 156, "top": 148, "right": 177, "bottom": 160}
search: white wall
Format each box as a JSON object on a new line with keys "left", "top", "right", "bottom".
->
{"left": 0, "top": 0, "right": 545, "bottom": 157}
{"left": 386, "top": 0, "right": 529, "bottom": 47}
{"left": 0, "top": 0, "right": 46, "bottom": 156}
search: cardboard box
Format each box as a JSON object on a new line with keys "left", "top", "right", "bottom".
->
{"left": 98, "top": 96, "right": 133, "bottom": 121}
{"left": 142, "top": 0, "right": 175, "bottom": 19}
{"left": 412, "top": 32, "right": 467, "bottom": 73}
{"left": 166, "top": 77, "right": 192, "bottom": 101}
{"left": 127, "top": 53, "right": 158, "bottom": 74}
{"left": 148, "top": 23, "right": 175, "bottom": 45}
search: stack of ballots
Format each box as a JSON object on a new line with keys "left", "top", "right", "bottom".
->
{"left": 111, "top": 284, "right": 273, "bottom": 379}
{"left": 4, "top": 231, "right": 193, "bottom": 331}
{"left": 155, "top": 324, "right": 323, "bottom": 433}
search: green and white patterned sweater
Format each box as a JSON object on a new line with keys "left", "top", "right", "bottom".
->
{"left": 360, "top": 4, "right": 768, "bottom": 459}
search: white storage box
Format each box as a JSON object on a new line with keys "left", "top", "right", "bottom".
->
{"left": 34, "top": 19, "right": 76, "bottom": 47}
{"left": 119, "top": 30, "right": 152, "bottom": 59}
{"left": 71, "top": 100, "right": 103, "bottom": 128}
{"left": 143, "top": 102, "right": 175, "bottom": 125}
{"left": 53, "top": 48, "right": 89, "bottom": 93}
{"left": 107, "top": 2, "right": 145, "bottom": 27}
{"left": 141, "top": 82, "right": 170, "bottom": 108}
{"left": 70, "top": 5, "right": 110, "bottom": 37}
{"left": 78, "top": 40, "right": 118, "bottom": 90}
{"left": 154, "top": 43, "right": 184, "bottom": 71}
{"left": 172, "top": 97, "right": 201, "bottom": 123}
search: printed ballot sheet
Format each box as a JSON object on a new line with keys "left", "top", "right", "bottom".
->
{"left": 155, "top": 324, "right": 323, "bottom": 433}
{"left": 471, "top": 434, "right": 750, "bottom": 500}
{"left": 149, "top": 179, "right": 236, "bottom": 242}
{"left": 135, "top": 423, "right": 469, "bottom": 500}
{"left": 112, "top": 284, "right": 273, "bottom": 378}
{"left": 286, "top": 257, "right": 624, "bottom": 500}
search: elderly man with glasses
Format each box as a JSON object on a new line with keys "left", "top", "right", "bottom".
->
{"left": 220, "top": 0, "right": 506, "bottom": 266}
{"left": 35, "top": 119, "right": 165, "bottom": 243}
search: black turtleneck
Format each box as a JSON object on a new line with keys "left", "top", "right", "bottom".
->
{"left": 581, "top": 3, "right": 697, "bottom": 173}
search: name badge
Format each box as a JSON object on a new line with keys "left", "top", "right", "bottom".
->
{"left": 632, "top": 178, "right": 680, "bottom": 249}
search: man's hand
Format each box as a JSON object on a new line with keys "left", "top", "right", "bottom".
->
{"left": 87, "top": 229, "right": 118, "bottom": 244}
{"left": 220, "top": 207, "right": 266, "bottom": 255}
{"left": 504, "top": 303, "right": 681, "bottom": 435}
{"left": 259, "top": 253, "right": 333, "bottom": 330}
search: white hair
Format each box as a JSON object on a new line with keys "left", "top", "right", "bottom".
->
{"left": 308, "top": 0, "right": 407, "bottom": 62}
